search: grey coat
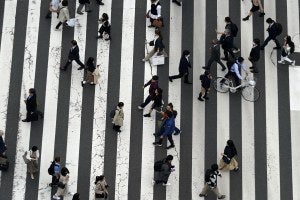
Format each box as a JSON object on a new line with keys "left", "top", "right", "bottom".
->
{"left": 113, "top": 106, "right": 124, "bottom": 126}
{"left": 157, "top": 162, "right": 172, "bottom": 183}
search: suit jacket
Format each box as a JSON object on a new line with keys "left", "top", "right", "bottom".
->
{"left": 220, "top": 34, "right": 234, "bottom": 49}
{"left": 210, "top": 44, "right": 221, "bottom": 60}
{"left": 26, "top": 94, "right": 37, "bottom": 112}
{"left": 68, "top": 45, "right": 80, "bottom": 60}
{"left": 267, "top": 23, "right": 278, "bottom": 39}
{"left": 249, "top": 45, "right": 260, "bottom": 62}
{"left": 178, "top": 56, "right": 191, "bottom": 74}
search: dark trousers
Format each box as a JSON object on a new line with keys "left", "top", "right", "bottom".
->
{"left": 250, "top": 60, "right": 258, "bottom": 72}
{"left": 155, "top": 179, "right": 168, "bottom": 184}
{"left": 25, "top": 110, "right": 43, "bottom": 121}
{"left": 51, "top": 175, "right": 59, "bottom": 186}
{"left": 223, "top": 48, "right": 235, "bottom": 60}
{"left": 140, "top": 95, "right": 152, "bottom": 108}
{"left": 157, "top": 135, "right": 174, "bottom": 146}
{"left": 99, "top": 25, "right": 111, "bottom": 36}
{"left": 261, "top": 36, "right": 280, "bottom": 49}
{"left": 225, "top": 71, "right": 240, "bottom": 86}
{"left": 170, "top": 72, "right": 189, "bottom": 82}
{"left": 174, "top": 126, "right": 180, "bottom": 134}
{"left": 55, "top": 21, "right": 66, "bottom": 29}
{"left": 207, "top": 57, "right": 226, "bottom": 70}
{"left": 113, "top": 125, "right": 121, "bottom": 131}
{"left": 63, "top": 58, "right": 85, "bottom": 70}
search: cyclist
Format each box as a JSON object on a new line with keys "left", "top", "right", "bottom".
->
{"left": 224, "top": 57, "right": 248, "bottom": 86}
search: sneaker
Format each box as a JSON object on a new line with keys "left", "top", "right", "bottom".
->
{"left": 168, "top": 77, "right": 173, "bottom": 82}
{"left": 199, "top": 194, "right": 208, "bottom": 197}
{"left": 98, "top": 1, "right": 104, "bottom": 5}
{"left": 198, "top": 97, "right": 204, "bottom": 101}
{"left": 234, "top": 167, "right": 239, "bottom": 172}
{"left": 143, "top": 113, "right": 151, "bottom": 117}
{"left": 162, "top": 183, "right": 171, "bottom": 186}
{"left": 152, "top": 142, "right": 162, "bottom": 147}
{"left": 77, "top": 12, "right": 84, "bottom": 15}
{"left": 291, "top": 60, "right": 296, "bottom": 66}
{"left": 242, "top": 16, "right": 249, "bottom": 21}
{"left": 221, "top": 67, "right": 226, "bottom": 71}
{"left": 166, "top": 145, "right": 175, "bottom": 149}
{"left": 30, "top": 174, "right": 34, "bottom": 179}
{"left": 142, "top": 59, "right": 146, "bottom": 62}
{"left": 278, "top": 60, "right": 285, "bottom": 64}
{"left": 53, "top": 195, "right": 61, "bottom": 200}
{"left": 138, "top": 106, "right": 143, "bottom": 110}
{"left": 174, "top": 131, "right": 181, "bottom": 135}
{"left": 233, "top": 48, "right": 240, "bottom": 53}
{"left": 218, "top": 195, "right": 226, "bottom": 199}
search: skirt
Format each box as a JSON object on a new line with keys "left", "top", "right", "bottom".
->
{"left": 218, "top": 157, "right": 238, "bottom": 171}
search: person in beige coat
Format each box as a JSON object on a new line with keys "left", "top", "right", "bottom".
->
{"left": 95, "top": 175, "right": 109, "bottom": 199}
{"left": 53, "top": 167, "right": 70, "bottom": 200}
{"left": 112, "top": 102, "right": 124, "bottom": 132}
{"left": 55, "top": 0, "right": 69, "bottom": 30}
{"left": 22, "top": 146, "right": 39, "bottom": 180}
{"left": 93, "top": 65, "right": 100, "bottom": 85}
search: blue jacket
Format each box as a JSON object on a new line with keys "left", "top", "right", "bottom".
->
{"left": 162, "top": 117, "right": 175, "bottom": 136}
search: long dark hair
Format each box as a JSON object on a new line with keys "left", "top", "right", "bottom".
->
{"left": 61, "top": 167, "right": 69, "bottom": 176}
{"left": 227, "top": 140, "right": 237, "bottom": 155}
{"left": 95, "top": 175, "right": 105, "bottom": 184}
{"left": 286, "top": 35, "right": 295, "bottom": 53}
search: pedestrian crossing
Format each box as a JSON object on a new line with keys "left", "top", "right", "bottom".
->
{"left": 0, "top": 0, "right": 299, "bottom": 200}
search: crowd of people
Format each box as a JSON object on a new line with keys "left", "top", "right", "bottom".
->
{"left": 0, "top": 0, "right": 297, "bottom": 199}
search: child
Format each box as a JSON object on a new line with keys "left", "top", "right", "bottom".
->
{"left": 198, "top": 71, "right": 212, "bottom": 101}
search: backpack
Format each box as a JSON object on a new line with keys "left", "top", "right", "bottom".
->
{"left": 230, "top": 23, "right": 238, "bottom": 37}
{"left": 48, "top": 161, "right": 55, "bottom": 175}
{"left": 205, "top": 169, "right": 212, "bottom": 182}
{"left": 275, "top": 23, "right": 282, "bottom": 36}
{"left": 109, "top": 109, "right": 116, "bottom": 118}
{"left": 154, "top": 159, "right": 165, "bottom": 172}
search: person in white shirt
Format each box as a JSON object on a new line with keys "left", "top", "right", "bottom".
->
{"left": 224, "top": 57, "right": 248, "bottom": 86}
{"left": 148, "top": 0, "right": 162, "bottom": 27}
{"left": 278, "top": 35, "right": 296, "bottom": 66}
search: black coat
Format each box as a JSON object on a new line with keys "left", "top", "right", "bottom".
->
{"left": 220, "top": 34, "right": 234, "bottom": 49}
{"left": 267, "top": 23, "right": 278, "bottom": 39}
{"left": 26, "top": 94, "right": 37, "bottom": 112}
{"left": 178, "top": 56, "right": 191, "bottom": 74}
{"left": 68, "top": 45, "right": 80, "bottom": 60}
{"left": 79, "top": 0, "right": 90, "bottom": 4}
{"left": 210, "top": 44, "right": 221, "bottom": 60}
{"left": 150, "top": 37, "right": 165, "bottom": 52}
{"left": 249, "top": 45, "right": 260, "bottom": 62}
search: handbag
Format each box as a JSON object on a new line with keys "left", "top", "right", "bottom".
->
{"left": 57, "top": 182, "right": 65, "bottom": 189}
{"left": 222, "top": 155, "right": 231, "bottom": 164}
{"left": 153, "top": 19, "right": 162, "bottom": 28}
{"left": 151, "top": 54, "right": 165, "bottom": 66}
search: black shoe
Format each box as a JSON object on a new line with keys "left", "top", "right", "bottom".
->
{"left": 166, "top": 145, "right": 175, "bottom": 149}
{"left": 198, "top": 97, "right": 204, "bottom": 101}
{"left": 77, "top": 66, "right": 84, "bottom": 70}
{"left": 81, "top": 81, "right": 84, "bottom": 87}
{"left": 153, "top": 142, "right": 162, "bottom": 147}
{"left": 169, "top": 77, "right": 173, "bottom": 82}
{"left": 40, "top": 113, "right": 44, "bottom": 119}
{"left": 242, "top": 16, "right": 249, "bottom": 21}
{"left": 221, "top": 67, "right": 226, "bottom": 71}
{"left": 273, "top": 46, "right": 281, "bottom": 50}
{"left": 234, "top": 167, "right": 239, "bottom": 172}
{"left": 251, "top": 70, "right": 258, "bottom": 73}
{"left": 77, "top": 12, "right": 84, "bottom": 15}
{"left": 218, "top": 195, "right": 226, "bottom": 199}
{"left": 45, "top": 15, "right": 51, "bottom": 19}
{"left": 260, "top": 47, "right": 264, "bottom": 51}
{"left": 199, "top": 194, "right": 208, "bottom": 197}
{"left": 184, "top": 81, "right": 192, "bottom": 84}
{"left": 85, "top": 10, "right": 92, "bottom": 13}
{"left": 143, "top": 113, "right": 151, "bottom": 117}
{"left": 174, "top": 131, "right": 181, "bottom": 135}
{"left": 105, "top": 37, "right": 111, "bottom": 41}
{"left": 22, "top": 119, "right": 29, "bottom": 122}
{"left": 249, "top": 66, "right": 254, "bottom": 69}
{"left": 221, "top": 57, "right": 228, "bottom": 61}
{"left": 172, "top": 0, "right": 181, "bottom": 6}
{"left": 259, "top": 12, "right": 265, "bottom": 17}
{"left": 202, "top": 66, "right": 209, "bottom": 70}
{"left": 98, "top": 2, "right": 104, "bottom": 5}
{"left": 203, "top": 96, "right": 209, "bottom": 100}
{"left": 148, "top": 25, "right": 155, "bottom": 28}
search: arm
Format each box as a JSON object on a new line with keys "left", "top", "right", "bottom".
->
{"left": 143, "top": 80, "right": 151, "bottom": 88}
{"left": 233, "top": 64, "right": 242, "bottom": 80}
{"left": 258, "top": 0, "right": 264, "bottom": 11}
{"left": 156, "top": 5, "right": 162, "bottom": 18}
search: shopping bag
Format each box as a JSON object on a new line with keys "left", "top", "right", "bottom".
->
{"left": 66, "top": 18, "right": 77, "bottom": 27}
{"left": 151, "top": 54, "right": 165, "bottom": 66}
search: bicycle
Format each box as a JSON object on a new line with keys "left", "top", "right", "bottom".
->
{"left": 213, "top": 75, "right": 260, "bottom": 102}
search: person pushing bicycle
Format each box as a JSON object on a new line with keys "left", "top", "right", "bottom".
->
{"left": 225, "top": 57, "right": 248, "bottom": 86}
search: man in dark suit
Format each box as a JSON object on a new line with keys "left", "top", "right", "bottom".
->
{"left": 260, "top": 18, "right": 281, "bottom": 50}
{"left": 61, "top": 40, "right": 85, "bottom": 71}
{"left": 169, "top": 50, "right": 192, "bottom": 84}
{"left": 22, "top": 88, "right": 43, "bottom": 122}
{"left": 219, "top": 30, "right": 235, "bottom": 61}
{"left": 249, "top": 38, "right": 261, "bottom": 73}
{"left": 203, "top": 39, "right": 226, "bottom": 71}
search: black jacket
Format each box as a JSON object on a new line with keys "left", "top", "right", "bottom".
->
{"left": 220, "top": 34, "right": 234, "bottom": 49}
{"left": 249, "top": 45, "right": 260, "bottom": 62}
{"left": 178, "top": 56, "right": 191, "bottom": 74}
{"left": 26, "top": 94, "right": 37, "bottom": 112}
{"left": 150, "top": 37, "right": 165, "bottom": 52}
{"left": 267, "top": 23, "right": 278, "bottom": 39}
{"left": 68, "top": 45, "right": 80, "bottom": 60}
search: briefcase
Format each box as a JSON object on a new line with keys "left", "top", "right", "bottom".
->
{"left": 151, "top": 54, "right": 165, "bottom": 66}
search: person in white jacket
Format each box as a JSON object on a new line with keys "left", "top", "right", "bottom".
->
{"left": 55, "top": 0, "right": 70, "bottom": 30}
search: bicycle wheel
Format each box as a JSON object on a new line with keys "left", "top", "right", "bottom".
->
{"left": 241, "top": 86, "right": 260, "bottom": 102}
{"left": 213, "top": 77, "right": 230, "bottom": 93}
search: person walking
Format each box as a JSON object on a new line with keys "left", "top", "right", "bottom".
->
{"left": 22, "top": 88, "right": 43, "bottom": 122}
{"left": 278, "top": 35, "right": 296, "bottom": 66}
{"left": 53, "top": 167, "right": 70, "bottom": 200}
{"left": 72, "top": 193, "right": 80, "bottom": 200}
{"left": 45, "top": 0, "right": 61, "bottom": 19}
{"left": 61, "top": 40, "right": 85, "bottom": 71}
{"left": 82, "top": 57, "right": 96, "bottom": 86}
{"left": 242, "top": 0, "right": 265, "bottom": 21}
{"left": 147, "top": 0, "right": 162, "bottom": 28}
{"left": 153, "top": 155, "right": 175, "bottom": 186}
{"left": 167, "top": 103, "right": 181, "bottom": 135}
{"left": 199, "top": 164, "right": 226, "bottom": 199}
{"left": 77, "top": 0, "right": 92, "bottom": 15}
{"left": 248, "top": 38, "right": 261, "bottom": 73}
{"left": 153, "top": 110, "right": 175, "bottom": 149}
{"left": 55, "top": 0, "right": 69, "bottom": 30}
{"left": 198, "top": 70, "right": 212, "bottom": 101}
{"left": 138, "top": 75, "right": 159, "bottom": 110}
{"left": 97, "top": 13, "right": 111, "bottom": 40}
{"left": 95, "top": 175, "right": 109, "bottom": 199}
{"left": 143, "top": 88, "right": 163, "bottom": 117}
{"left": 142, "top": 29, "right": 168, "bottom": 62}
{"left": 202, "top": 39, "right": 226, "bottom": 71}
{"left": 219, "top": 140, "right": 239, "bottom": 171}
{"left": 49, "top": 157, "right": 61, "bottom": 187}
{"left": 260, "top": 18, "right": 282, "bottom": 50}
{"left": 112, "top": 102, "right": 124, "bottom": 132}
{"left": 169, "top": 50, "right": 192, "bottom": 84}
{"left": 23, "top": 146, "right": 39, "bottom": 180}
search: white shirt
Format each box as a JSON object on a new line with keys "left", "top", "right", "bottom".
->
{"left": 149, "top": 1, "right": 162, "bottom": 19}
{"left": 230, "top": 62, "right": 246, "bottom": 80}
